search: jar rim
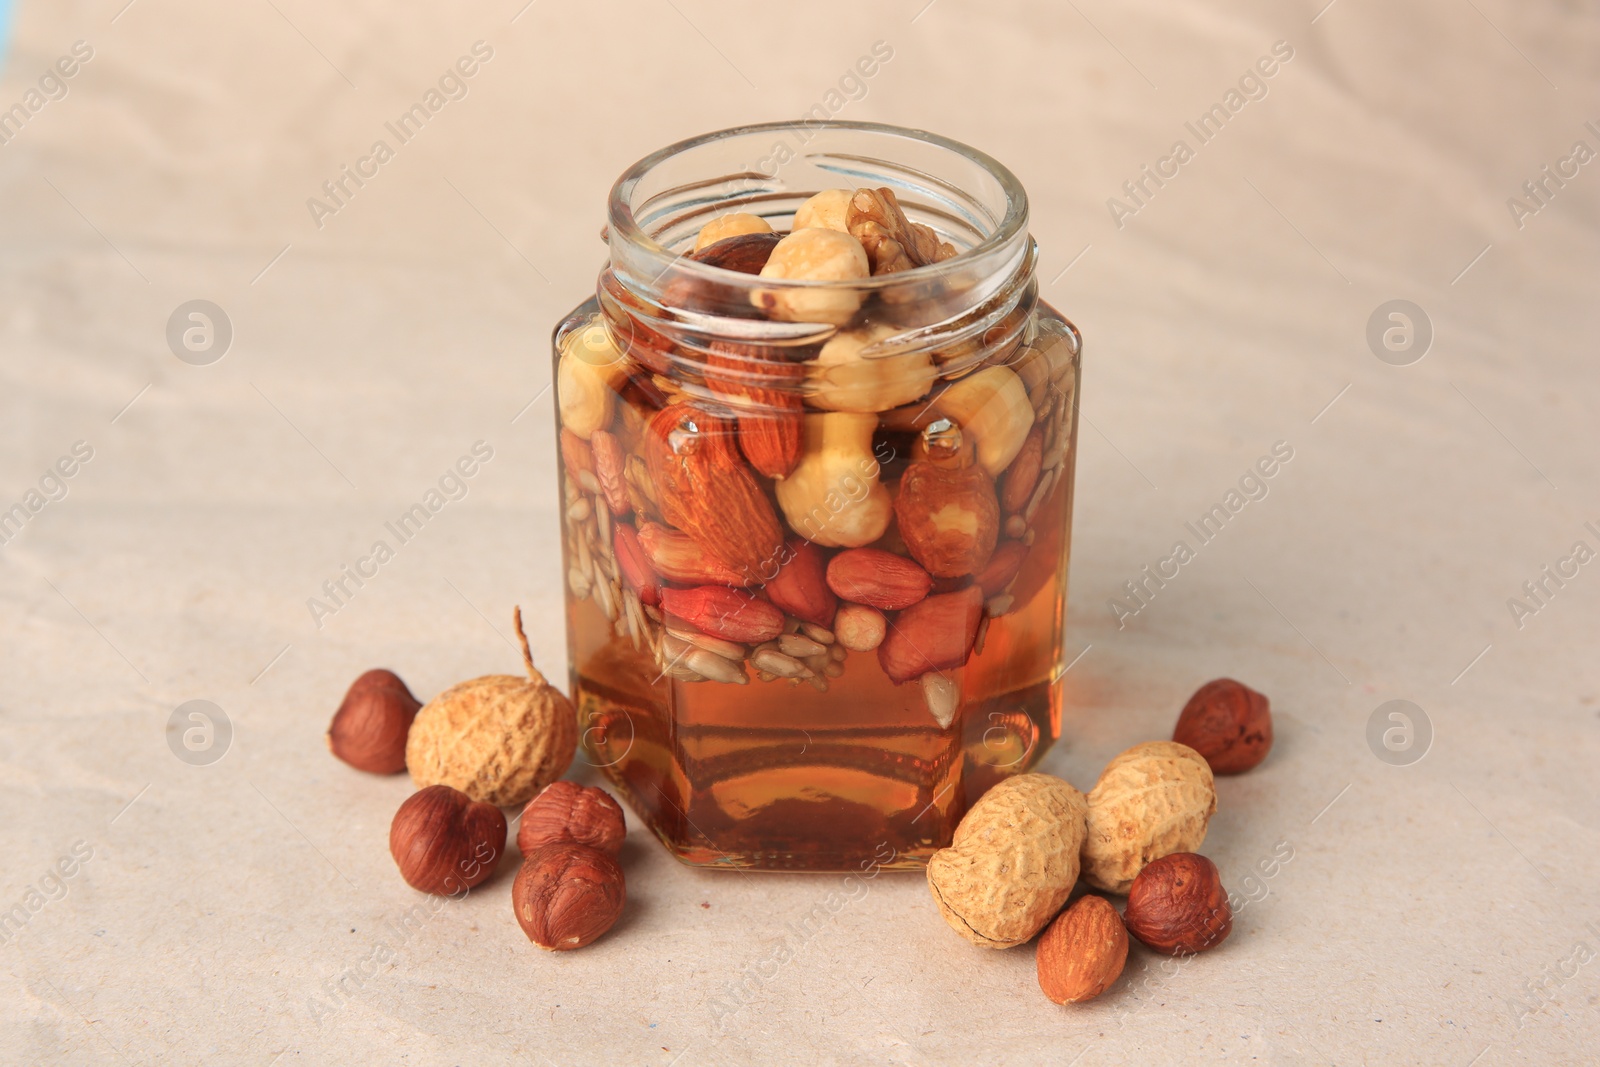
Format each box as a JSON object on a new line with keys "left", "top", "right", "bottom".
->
{"left": 606, "top": 120, "right": 1030, "bottom": 293}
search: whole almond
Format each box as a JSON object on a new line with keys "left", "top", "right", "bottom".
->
{"left": 659, "top": 585, "right": 785, "bottom": 645}
{"left": 764, "top": 539, "right": 838, "bottom": 628}
{"left": 825, "top": 547, "right": 932, "bottom": 610}
{"left": 636, "top": 521, "right": 751, "bottom": 587}
{"left": 690, "top": 230, "right": 782, "bottom": 273}
{"left": 1037, "top": 895, "right": 1128, "bottom": 1004}
{"left": 974, "top": 541, "right": 1029, "bottom": 597}
{"left": 643, "top": 402, "right": 784, "bottom": 577}
{"left": 1000, "top": 427, "right": 1045, "bottom": 514}
{"left": 704, "top": 342, "right": 803, "bottom": 480}
{"left": 612, "top": 524, "right": 661, "bottom": 607}
{"left": 878, "top": 585, "right": 985, "bottom": 684}
{"left": 589, "top": 430, "right": 633, "bottom": 517}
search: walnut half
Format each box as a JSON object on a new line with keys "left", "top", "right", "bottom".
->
{"left": 846, "top": 187, "right": 957, "bottom": 275}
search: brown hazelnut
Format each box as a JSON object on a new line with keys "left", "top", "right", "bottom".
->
{"left": 389, "top": 785, "right": 507, "bottom": 896}
{"left": 1172, "top": 678, "right": 1273, "bottom": 775}
{"left": 327, "top": 669, "right": 421, "bottom": 774}
{"left": 512, "top": 843, "right": 625, "bottom": 951}
{"left": 1123, "top": 852, "right": 1232, "bottom": 956}
{"left": 517, "top": 780, "right": 626, "bottom": 857}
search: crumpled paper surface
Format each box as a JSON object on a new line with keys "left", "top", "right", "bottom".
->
{"left": 1, "top": 0, "right": 1597, "bottom": 1063}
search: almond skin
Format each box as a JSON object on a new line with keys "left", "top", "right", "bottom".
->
{"left": 895, "top": 462, "right": 1000, "bottom": 578}
{"left": 517, "top": 780, "right": 626, "bottom": 857}
{"left": 390, "top": 785, "right": 507, "bottom": 895}
{"left": 1172, "top": 678, "right": 1273, "bottom": 775}
{"left": 559, "top": 428, "right": 595, "bottom": 483}
{"left": 659, "top": 586, "right": 785, "bottom": 645}
{"left": 612, "top": 524, "right": 661, "bottom": 607}
{"left": 1000, "top": 428, "right": 1045, "bottom": 514}
{"left": 328, "top": 669, "right": 421, "bottom": 774}
{"left": 704, "top": 342, "right": 803, "bottom": 480}
{"left": 764, "top": 539, "right": 838, "bottom": 628}
{"left": 513, "top": 843, "right": 625, "bottom": 951}
{"left": 878, "top": 585, "right": 985, "bottom": 684}
{"left": 1123, "top": 852, "right": 1232, "bottom": 956}
{"left": 1037, "top": 895, "right": 1129, "bottom": 1004}
{"left": 636, "top": 522, "right": 750, "bottom": 587}
{"left": 689, "top": 230, "right": 782, "bottom": 273}
{"left": 825, "top": 547, "right": 933, "bottom": 610}
{"left": 589, "top": 430, "right": 632, "bottom": 517}
{"left": 974, "top": 541, "right": 1029, "bottom": 597}
{"left": 643, "top": 402, "right": 785, "bottom": 578}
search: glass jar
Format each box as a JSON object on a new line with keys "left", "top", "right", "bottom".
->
{"left": 553, "top": 122, "right": 1080, "bottom": 871}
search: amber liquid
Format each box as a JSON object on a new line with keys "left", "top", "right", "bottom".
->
{"left": 566, "top": 444, "right": 1076, "bottom": 872}
{"left": 557, "top": 296, "right": 1080, "bottom": 871}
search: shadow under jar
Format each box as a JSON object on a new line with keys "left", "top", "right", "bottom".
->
{"left": 553, "top": 122, "right": 1081, "bottom": 871}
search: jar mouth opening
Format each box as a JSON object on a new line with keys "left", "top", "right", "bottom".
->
{"left": 606, "top": 121, "right": 1029, "bottom": 293}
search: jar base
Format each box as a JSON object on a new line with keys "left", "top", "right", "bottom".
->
{"left": 577, "top": 673, "right": 1064, "bottom": 873}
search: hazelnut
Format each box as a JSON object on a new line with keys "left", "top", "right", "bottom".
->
{"left": 751, "top": 228, "right": 869, "bottom": 325}
{"left": 809, "top": 323, "right": 937, "bottom": 413}
{"left": 326, "top": 669, "right": 420, "bottom": 774}
{"left": 1036, "top": 894, "right": 1128, "bottom": 1004}
{"left": 1123, "top": 852, "right": 1232, "bottom": 956}
{"left": 693, "top": 212, "right": 772, "bottom": 251}
{"left": 1172, "top": 678, "right": 1273, "bottom": 774}
{"left": 517, "top": 780, "right": 626, "bottom": 857}
{"left": 792, "top": 188, "right": 853, "bottom": 233}
{"left": 389, "top": 784, "right": 507, "bottom": 896}
{"left": 833, "top": 602, "right": 886, "bottom": 652}
{"left": 512, "top": 843, "right": 625, "bottom": 951}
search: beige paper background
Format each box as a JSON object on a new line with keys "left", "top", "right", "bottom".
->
{"left": 2, "top": 0, "right": 1598, "bottom": 1063}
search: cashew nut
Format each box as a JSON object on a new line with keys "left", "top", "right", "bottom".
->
{"left": 809, "top": 323, "right": 937, "bottom": 413}
{"left": 774, "top": 412, "right": 892, "bottom": 547}
{"left": 751, "top": 228, "right": 869, "bottom": 325}
{"left": 934, "top": 366, "right": 1035, "bottom": 476}
{"left": 557, "top": 324, "right": 628, "bottom": 439}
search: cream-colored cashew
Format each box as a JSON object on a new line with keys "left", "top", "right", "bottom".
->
{"left": 935, "top": 366, "right": 1035, "bottom": 476}
{"left": 557, "top": 323, "right": 628, "bottom": 439}
{"left": 694, "top": 212, "right": 773, "bottom": 251}
{"left": 809, "top": 324, "right": 938, "bottom": 413}
{"left": 752, "top": 228, "right": 869, "bottom": 325}
{"left": 774, "top": 412, "right": 892, "bottom": 547}
{"left": 792, "top": 189, "right": 853, "bottom": 233}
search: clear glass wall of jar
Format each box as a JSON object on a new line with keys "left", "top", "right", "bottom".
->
{"left": 553, "top": 122, "right": 1080, "bottom": 871}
